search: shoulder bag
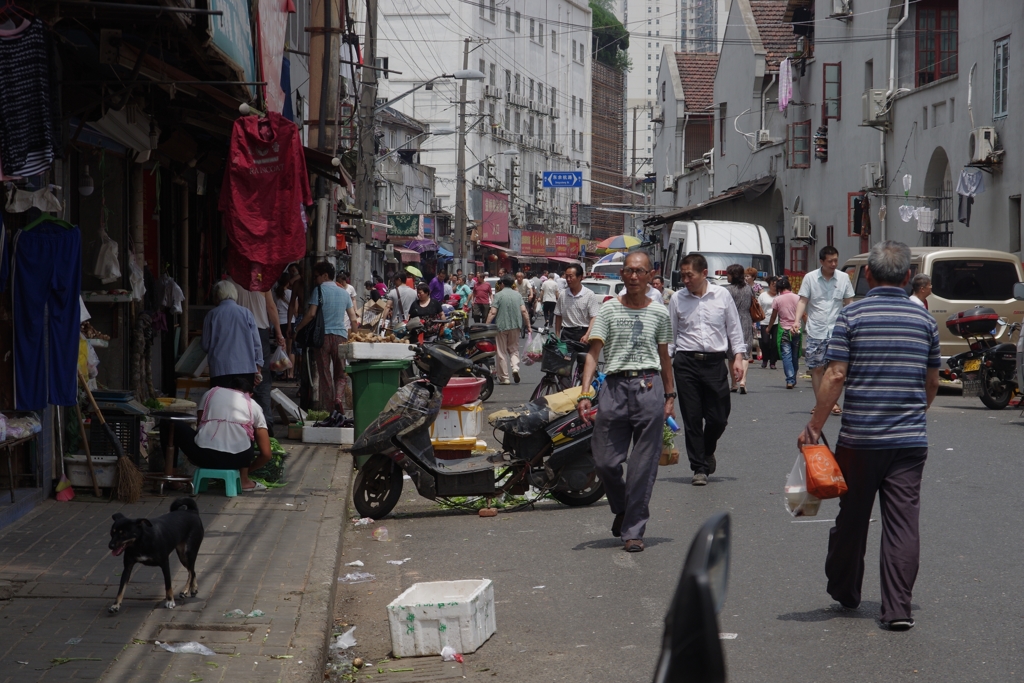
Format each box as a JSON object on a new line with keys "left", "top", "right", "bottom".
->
{"left": 296, "top": 285, "right": 325, "bottom": 349}
{"left": 749, "top": 287, "right": 766, "bottom": 323}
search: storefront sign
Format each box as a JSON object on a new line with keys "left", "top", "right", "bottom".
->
{"left": 570, "top": 202, "right": 579, "bottom": 227}
{"left": 522, "top": 231, "right": 545, "bottom": 256}
{"left": 552, "top": 233, "right": 570, "bottom": 258}
{"left": 387, "top": 213, "right": 420, "bottom": 237}
{"left": 509, "top": 228, "right": 522, "bottom": 255}
{"left": 421, "top": 215, "right": 435, "bottom": 238}
{"left": 480, "top": 191, "right": 509, "bottom": 243}
{"left": 371, "top": 223, "right": 387, "bottom": 241}
{"left": 544, "top": 234, "right": 557, "bottom": 257}
{"left": 207, "top": 0, "right": 257, "bottom": 96}
{"left": 568, "top": 236, "right": 579, "bottom": 257}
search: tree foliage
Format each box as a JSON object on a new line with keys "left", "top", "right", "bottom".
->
{"left": 590, "top": 0, "right": 630, "bottom": 72}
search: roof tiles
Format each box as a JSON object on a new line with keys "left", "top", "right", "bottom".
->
{"left": 749, "top": 0, "right": 798, "bottom": 70}
{"left": 675, "top": 52, "right": 719, "bottom": 112}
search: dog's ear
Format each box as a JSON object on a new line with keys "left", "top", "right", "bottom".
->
{"left": 112, "top": 513, "right": 125, "bottom": 521}
{"left": 140, "top": 519, "right": 153, "bottom": 527}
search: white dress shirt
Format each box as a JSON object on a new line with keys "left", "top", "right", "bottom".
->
{"left": 646, "top": 285, "right": 664, "bottom": 304}
{"left": 668, "top": 282, "right": 747, "bottom": 356}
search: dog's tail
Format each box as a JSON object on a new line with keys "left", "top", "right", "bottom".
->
{"left": 170, "top": 497, "right": 199, "bottom": 513}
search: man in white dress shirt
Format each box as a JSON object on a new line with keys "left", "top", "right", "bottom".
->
{"left": 668, "top": 253, "right": 746, "bottom": 486}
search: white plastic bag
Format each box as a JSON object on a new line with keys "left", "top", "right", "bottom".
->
{"left": 784, "top": 452, "right": 821, "bottom": 517}
{"left": 94, "top": 230, "right": 122, "bottom": 284}
{"left": 268, "top": 345, "right": 292, "bottom": 372}
{"left": 524, "top": 332, "right": 542, "bottom": 365}
{"left": 157, "top": 641, "right": 216, "bottom": 656}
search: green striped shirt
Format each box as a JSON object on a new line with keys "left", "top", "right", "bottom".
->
{"left": 590, "top": 298, "right": 671, "bottom": 374}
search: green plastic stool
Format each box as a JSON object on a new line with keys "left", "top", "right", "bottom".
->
{"left": 193, "top": 468, "right": 242, "bottom": 497}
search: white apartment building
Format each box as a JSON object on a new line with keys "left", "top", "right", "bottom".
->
{"left": 619, "top": 0, "right": 681, "bottom": 182}
{"left": 371, "top": 0, "right": 593, "bottom": 236}
{"left": 681, "top": 0, "right": 732, "bottom": 52}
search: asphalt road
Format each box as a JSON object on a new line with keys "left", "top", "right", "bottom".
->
{"left": 334, "top": 346, "right": 1024, "bottom": 683}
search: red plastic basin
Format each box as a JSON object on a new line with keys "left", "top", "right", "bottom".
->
{"left": 442, "top": 377, "right": 486, "bottom": 406}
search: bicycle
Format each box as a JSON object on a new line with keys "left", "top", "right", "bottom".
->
{"left": 530, "top": 335, "right": 592, "bottom": 401}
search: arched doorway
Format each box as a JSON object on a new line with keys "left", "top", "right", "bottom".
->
{"left": 922, "top": 147, "right": 953, "bottom": 246}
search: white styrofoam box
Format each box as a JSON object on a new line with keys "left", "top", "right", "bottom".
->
{"left": 301, "top": 426, "right": 354, "bottom": 445}
{"left": 64, "top": 455, "right": 118, "bottom": 488}
{"left": 429, "top": 401, "right": 483, "bottom": 440}
{"left": 341, "top": 342, "right": 415, "bottom": 360}
{"left": 387, "top": 579, "right": 496, "bottom": 657}
{"left": 271, "top": 388, "right": 306, "bottom": 423}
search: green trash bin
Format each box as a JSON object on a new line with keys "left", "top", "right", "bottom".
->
{"left": 347, "top": 358, "right": 410, "bottom": 441}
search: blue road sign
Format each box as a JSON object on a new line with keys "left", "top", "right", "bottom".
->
{"left": 542, "top": 171, "right": 583, "bottom": 188}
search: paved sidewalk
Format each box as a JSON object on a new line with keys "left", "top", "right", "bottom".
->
{"left": 0, "top": 441, "right": 352, "bottom": 683}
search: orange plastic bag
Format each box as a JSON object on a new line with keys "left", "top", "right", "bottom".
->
{"left": 803, "top": 441, "right": 848, "bottom": 499}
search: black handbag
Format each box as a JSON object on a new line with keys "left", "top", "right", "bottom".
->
{"left": 296, "top": 285, "right": 325, "bottom": 349}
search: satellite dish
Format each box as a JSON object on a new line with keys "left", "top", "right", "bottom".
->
{"left": 792, "top": 196, "right": 802, "bottom": 214}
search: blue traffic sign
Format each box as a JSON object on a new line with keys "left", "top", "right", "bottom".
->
{"left": 542, "top": 171, "right": 583, "bottom": 188}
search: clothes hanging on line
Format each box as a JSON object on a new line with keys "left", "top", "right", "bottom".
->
{"left": 157, "top": 273, "right": 185, "bottom": 313}
{"left": 219, "top": 111, "right": 312, "bottom": 291}
{"left": 916, "top": 207, "right": 936, "bottom": 233}
{"left": 955, "top": 168, "right": 985, "bottom": 197}
{"left": 12, "top": 222, "right": 82, "bottom": 410}
{"left": 958, "top": 195, "right": 974, "bottom": 227}
{"left": 0, "top": 19, "right": 62, "bottom": 177}
{"left": 778, "top": 58, "right": 793, "bottom": 112}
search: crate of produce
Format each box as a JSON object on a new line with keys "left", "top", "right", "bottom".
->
{"left": 387, "top": 579, "right": 496, "bottom": 657}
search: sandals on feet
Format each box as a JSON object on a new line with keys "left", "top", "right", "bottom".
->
{"left": 242, "top": 481, "right": 267, "bottom": 492}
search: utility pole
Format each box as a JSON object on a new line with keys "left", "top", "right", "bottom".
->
{"left": 630, "top": 106, "right": 640, "bottom": 237}
{"left": 454, "top": 37, "right": 471, "bottom": 275}
{"left": 353, "top": 0, "right": 378, "bottom": 286}
{"left": 308, "top": 0, "right": 341, "bottom": 271}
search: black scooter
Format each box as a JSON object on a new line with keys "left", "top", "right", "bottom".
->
{"left": 351, "top": 343, "right": 604, "bottom": 519}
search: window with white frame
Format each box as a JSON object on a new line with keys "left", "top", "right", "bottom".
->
{"left": 552, "top": 30, "right": 557, "bottom": 51}
{"left": 994, "top": 37, "right": 1009, "bottom": 118}
{"left": 505, "top": 6, "right": 510, "bottom": 29}
{"left": 539, "top": 23, "right": 544, "bottom": 45}
{"left": 489, "top": 0, "right": 495, "bottom": 22}
{"left": 572, "top": 40, "right": 577, "bottom": 61}
{"left": 514, "top": 11, "right": 521, "bottom": 32}
{"left": 530, "top": 18, "right": 535, "bottom": 39}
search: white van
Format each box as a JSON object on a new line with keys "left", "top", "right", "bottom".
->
{"left": 662, "top": 221, "right": 776, "bottom": 289}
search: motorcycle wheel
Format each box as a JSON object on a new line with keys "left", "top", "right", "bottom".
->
{"left": 478, "top": 374, "right": 494, "bottom": 402}
{"left": 551, "top": 476, "right": 605, "bottom": 507}
{"left": 353, "top": 454, "right": 404, "bottom": 519}
{"left": 979, "top": 368, "right": 1012, "bottom": 410}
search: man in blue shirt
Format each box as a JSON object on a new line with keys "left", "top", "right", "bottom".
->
{"left": 294, "top": 262, "right": 359, "bottom": 418}
{"left": 429, "top": 271, "right": 448, "bottom": 303}
{"left": 202, "top": 280, "right": 263, "bottom": 391}
{"left": 798, "top": 241, "right": 940, "bottom": 632}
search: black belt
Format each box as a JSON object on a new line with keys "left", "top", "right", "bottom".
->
{"left": 676, "top": 350, "right": 727, "bottom": 361}
{"left": 608, "top": 368, "right": 659, "bottom": 378}
{"left": 562, "top": 326, "right": 585, "bottom": 331}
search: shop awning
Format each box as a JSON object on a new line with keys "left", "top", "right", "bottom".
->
{"left": 480, "top": 241, "right": 514, "bottom": 253}
{"left": 549, "top": 256, "right": 582, "bottom": 265}
{"left": 437, "top": 247, "right": 454, "bottom": 258}
{"left": 403, "top": 239, "right": 438, "bottom": 253}
{"left": 394, "top": 247, "right": 421, "bottom": 263}
{"left": 516, "top": 256, "right": 548, "bottom": 263}
{"left": 644, "top": 175, "right": 775, "bottom": 226}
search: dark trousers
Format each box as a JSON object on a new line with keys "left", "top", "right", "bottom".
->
{"left": 826, "top": 445, "right": 927, "bottom": 622}
{"left": 591, "top": 373, "right": 664, "bottom": 541}
{"left": 560, "top": 326, "right": 586, "bottom": 343}
{"left": 174, "top": 423, "right": 255, "bottom": 470}
{"left": 543, "top": 301, "right": 556, "bottom": 328}
{"left": 760, "top": 324, "right": 779, "bottom": 365}
{"left": 254, "top": 328, "right": 274, "bottom": 436}
{"left": 473, "top": 303, "right": 490, "bottom": 323}
{"left": 673, "top": 352, "right": 731, "bottom": 474}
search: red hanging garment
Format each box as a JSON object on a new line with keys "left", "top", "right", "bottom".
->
{"left": 220, "top": 111, "right": 312, "bottom": 291}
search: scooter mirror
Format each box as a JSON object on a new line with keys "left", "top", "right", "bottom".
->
{"left": 1013, "top": 282, "right": 1024, "bottom": 301}
{"left": 653, "top": 512, "right": 730, "bottom": 683}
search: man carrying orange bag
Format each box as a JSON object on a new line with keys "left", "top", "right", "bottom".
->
{"left": 798, "top": 241, "right": 940, "bottom": 632}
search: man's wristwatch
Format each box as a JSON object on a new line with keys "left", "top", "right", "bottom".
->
{"left": 664, "top": 392, "right": 676, "bottom": 399}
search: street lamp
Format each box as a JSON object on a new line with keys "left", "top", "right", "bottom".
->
{"left": 374, "top": 128, "right": 455, "bottom": 165}
{"left": 373, "top": 70, "right": 484, "bottom": 115}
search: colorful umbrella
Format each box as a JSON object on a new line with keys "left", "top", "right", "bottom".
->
{"left": 595, "top": 235, "right": 642, "bottom": 253}
{"left": 404, "top": 265, "right": 423, "bottom": 278}
{"left": 594, "top": 252, "right": 627, "bottom": 266}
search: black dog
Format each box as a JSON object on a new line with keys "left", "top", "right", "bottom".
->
{"left": 107, "top": 497, "right": 204, "bottom": 614}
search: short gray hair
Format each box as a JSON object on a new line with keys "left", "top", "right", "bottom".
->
{"left": 867, "top": 241, "right": 911, "bottom": 285}
{"left": 213, "top": 280, "right": 238, "bottom": 303}
{"left": 911, "top": 273, "right": 932, "bottom": 292}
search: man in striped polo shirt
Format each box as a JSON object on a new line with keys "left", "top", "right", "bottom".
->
{"left": 554, "top": 264, "right": 601, "bottom": 343}
{"left": 798, "top": 240, "right": 940, "bottom": 632}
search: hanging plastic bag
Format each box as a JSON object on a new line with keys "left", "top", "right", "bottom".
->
{"left": 268, "top": 345, "right": 293, "bottom": 372}
{"left": 785, "top": 452, "right": 821, "bottom": 517}
{"left": 524, "top": 332, "right": 543, "bottom": 365}
{"left": 94, "top": 230, "right": 122, "bottom": 283}
{"left": 803, "top": 439, "right": 847, "bottom": 500}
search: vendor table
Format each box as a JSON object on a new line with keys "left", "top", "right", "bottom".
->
{"left": 1, "top": 434, "right": 38, "bottom": 503}
{"left": 146, "top": 411, "right": 197, "bottom": 495}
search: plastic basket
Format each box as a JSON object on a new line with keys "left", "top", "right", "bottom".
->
{"left": 90, "top": 413, "right": 141, "bottom": 465}
{"left": 541, "top": 340, "right": 574, "bottom": 376}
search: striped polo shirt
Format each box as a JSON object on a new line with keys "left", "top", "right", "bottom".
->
{"left": 824, "top": 286, "right": 941, "bottom": 449}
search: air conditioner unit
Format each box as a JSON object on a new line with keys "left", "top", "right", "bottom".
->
{"left": 860, "top": 162, "right": 882, "bottom": 190}
{"left": 473, "top": 175, "right": 486, "bottom": 186}
{"left": 792, "top": 215, "right": 812, "bottom": 240}
{"left": 528, "top": 100, "right": 536, "bottom": 111}
{"left": 969, "top": 127, "right": 997, "bottom": 163}
{"left": 829, "top": 0, "right": 852, "bottom": 17}
{"left": 663, "top": 173, "right": 675, "bottom": 191}
{"left": 861, "top": 89, "right": 889, "bottom": 127}
{"left": 486, "top": 162, "right": 497, "bottom": 175}
{"left": 535, "top": 174, "right": 545, "bottom": 190}
{"left": 385, "top": 243, "right": 398, "bottom": 264}
{"left": 512, "top": 177, "right": 521, "bottom": 189}
{"left": 757, "top": 129, "right": 771, "bottom": 144}
{"left": 430, "top": 197, "right": 443, "bottom": 212}
{"left": 487, "top": 178, "right": 498, "bottom": 189}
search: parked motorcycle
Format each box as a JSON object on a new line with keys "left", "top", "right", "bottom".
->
{"left": 398, "top": 315, "right": 497, "bottom": 401}
{"left": 945, "top": 306, "right": 1020, "bottom": 410}
{"left": 351, "top": 343, "right": 604, "bottom": 519}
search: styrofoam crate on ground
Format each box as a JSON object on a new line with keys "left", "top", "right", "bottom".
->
{"left": 387, "top": 579, "right": 496, "bottom": 657}
{"left": 64, "top": 455, "right": 118, "bottom": 488}
{"left": 301, "top": 426, "right": 354, "bottom": 445}
{"left": 429, "top": 401, "right": 483, "bottom": 440}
